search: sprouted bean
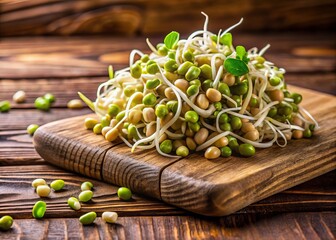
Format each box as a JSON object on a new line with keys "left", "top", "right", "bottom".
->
{"left": 79, "top": 13, "right": 319, "bottom": 159}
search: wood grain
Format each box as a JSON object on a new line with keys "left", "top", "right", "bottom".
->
{"left": 1, "top": 0, "right": 335, "bottom": 36}
{"left": 33, "top": 86, "right": 336, "bottom": 216}
{"left": 0, "top": 78, "right": 103, "bottom": 108}
{"left": 1, "top": 34, "right": 335, "bottom": 77}
{"left": 0, "top": 165, "right": 183, "bottom": 219}
{"left": 0, "top": 108, "right": 92, "bottom": 131}
{"left": 161, "top": 86, "right": 336, "bottom": 215}
{"left": 0, "top": 164, "right": 334, "bottom": 219}
{"left": 0, "top": 212, "right": 335, "bottom": 240}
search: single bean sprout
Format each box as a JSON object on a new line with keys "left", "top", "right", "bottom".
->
{"left": 80, "top": 13, "right": 319, "bottom": 159}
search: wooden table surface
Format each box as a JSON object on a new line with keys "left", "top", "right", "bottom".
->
{"left": 0, "top": 33, "right": 335, "bottom": 239}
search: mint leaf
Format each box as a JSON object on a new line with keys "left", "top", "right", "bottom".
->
{"left": 220, "top": 33, "right": 232, "bottom": 46}
{"left": 164, "top": 31, "right": 179, "bottom": 49}
{"left": 224, "top": 58, "right": 249, "bottom": 76}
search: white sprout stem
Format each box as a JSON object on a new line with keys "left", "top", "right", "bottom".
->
{"left": 220, "top": 18, "right": 244, "bottom": 36}
{"left": 146, "top": 38, "right": 159, "bottom": 55}
{"left": 239, "top": 75, "right": 253, "bottom": 114}
{"left": 196, "top": 131, "right": 230, "bottom": 151}
{"left": 298, "top": 106, "right": 320, "bottom": 129}
{"left": 212, "top": 65, "right": 224, "bottom": 89}
{"left": 259, "top": 44, "right": 271, "bottom": 56}
{"left": 129, "top": 49, "right": 144, "bottom": 66}
{"left": 158, "top": 67, "right": 216, "bottom": 118}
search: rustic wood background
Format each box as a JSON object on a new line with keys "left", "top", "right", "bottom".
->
{"left": 0, "top": 0, "right": 335, "bottom": 239}
{"left": 1, "top": 0, "right": 336, "bottom": 37}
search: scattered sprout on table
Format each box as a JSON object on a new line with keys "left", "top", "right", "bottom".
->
{"left": 32, "top": 178, "right": 47, "bottom": 188}
{"left": 81, "top": 181, "right": 94, "bottom": 191}
{"left": 0, "top": 216, "right": 13, "bottom": 231}
{"left": 36, "top": 185, "right": 51, "bottom": 197}
{"left": 67, "top": 197, "right": 81, "bottom": 210}
{"left": 117, "top": 187, "right": 132, "bottom": 201}
{"left": 78, "top": 13, "right": 319, "bottom": 159}
{"left": 32, "top": 201, "right": 47, "bottom": 219}
{"left": 67, "top": 99, "right": 83, "bottom": 109}
{"left": 102, "top": 212, "right": 118, "bottom": 223}
{"left": 78, "top": 190, "right": 93, "bottom": 202}
{"left": 50, "top": 179, "right": 65, "bottom": 191}
{"left": 0, "top": 100, "right": 11, "bottom": 112}
{"left": 79, "top": 212, "right": 96, "bottom": 225}
{"left": 27, "top": 124, "right": 39, "bottom": 136}
{"left": 13, "top": 90, "right": 26, "bottom": 103}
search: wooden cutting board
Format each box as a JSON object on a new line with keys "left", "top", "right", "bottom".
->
{"left": 33, "top": 86, "right": 336, "bottom": 216}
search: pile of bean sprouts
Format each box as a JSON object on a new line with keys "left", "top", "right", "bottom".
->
{"left": 83, "top": 13, "right": 319, "bottom": 158}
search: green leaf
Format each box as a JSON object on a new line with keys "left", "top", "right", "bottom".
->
{"left": 220, "top": 33, "right": 232, "bottom": 46}
{"left": 224, "top": 58, "right": 249, "bottom": 76}
{"left": 236, "top": 46, "right": 246, "bottom": 60}
{"left": 164, "top": 31, "right": 180, "bottom": 49}
{"left": 78, "top": 92, "right": 95, "bottom": 112}
{"left": 211, "top": 35, "right": 218, "bottom": 42}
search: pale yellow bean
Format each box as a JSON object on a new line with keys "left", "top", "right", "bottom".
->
{"left": 174, "top": 79, "right": 189, "bottom": 92}
{"left": 186, "top": 137, "right": 197, "bottom": 150}
{"left": 164, "top": 87, "right": 177, "bottom": 100}
{"left": 196, "top": 94, "right": 209, "bottom": 109}
{"left": 194, "top": 128, "right": 209, "bottom": 145}
{"left": 181, "top": 102, "right": 191, "bottom": 115}
{"left": 196, "top": 56, "right": 211, "bottom": 66}
{"left": 102, "top": 211, "right": 118, "bottom": 223}
{"left": 204, "top": 146, "right": 221, "bottom": 159}
{"left": 292, "top": 116, "right": 303, "bottom": 127}
{"left": 105, "top": 128, "right": 119, "bottom": 142}
{"left": 143, "top": 107, "right": 156, "bottom": 123}
{"left": 223, "top": 73, "right": 235, "bottom": 86}
{"left": 268, "top": 90, "right": 284, "bottom": 102}
{"left": 128, "top": 109, "right": 142, "bottom": 125}
{"left": 32, "top": 179, "right": 47, "bottom": 188}
{"left": 102, "top": 126, "right": 112, "bottom": 137}
{"left": 173, "top": 140, "right": 186, "bottom": 151}
{"left": 244, "top": 130, "right": 259, "bottom": 141}
{"left": 145, "top": 124, "right": 156, "bottom": 137}
{"left": 156, "top": 85, "right": 168, "bottom": 97}
{"left": 85, "top": 118, "right": 98, "bottom": 130}
{"left": 13, "top": 90, "right": 26, "bottom": 103}
{"left": 292, "top": 130, "right": 303, "bottom": 139}
{"left": 159, "top": 133, "right": 167, "bottom": 143}
{"left": 67, "top": 99, "right": 83, "bottom": 109}
{"left": 165, "top": 72, "right": 179, "bottom": 81}
{"left": 161, "top": 112, "right": 174, "bottom": 126}
{"left": 36, "top": 185, "right": 51, "bottom": 197}
{"left": 241, "top": 122, "right": 255, "bottom": 133}
{"left": 250, "top": 108, "right": 260, "bottom": 116}
{"left": 214, "top": 136, "right": 229, "bottom": 148}
{"left": 206, "top": 88, "right": 221, "bottom": 102}
{"left": 185, "top": 128, "right": 194, "bottom": 137}
{"left": 113, "top": 99, "right": 125, "bottom": 109}
{"left": 284, "top": 132, "right": 292, "bottom": 140}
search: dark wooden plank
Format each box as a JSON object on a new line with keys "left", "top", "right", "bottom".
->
{"left": 0, "top": 108, "right": 92, "bottom": 131}
{"left": 0, "top": 78, "right": 103, "bottom": 108}
{"left": 0, "top": 213, "right": 335, "bottom": 239}
{"left": 33, "top": 86, "right": 336, "bottom": 216}
{"left": 0, "top": 34, "right": 335, "bottom": 87}
{"left": 34, "top": 115, "right": 182, "bottom": 200}
{"left": 0, "top": 130, "right": 43, "bottom": 165}
{"left": 0, "top": 165, "right": 183, "bottom": 219}
{"left": 159, "top": 86, "right": 336, "bottom": 215}
{"left": 1, "top": 0, "right": 335, "bottom": 36}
